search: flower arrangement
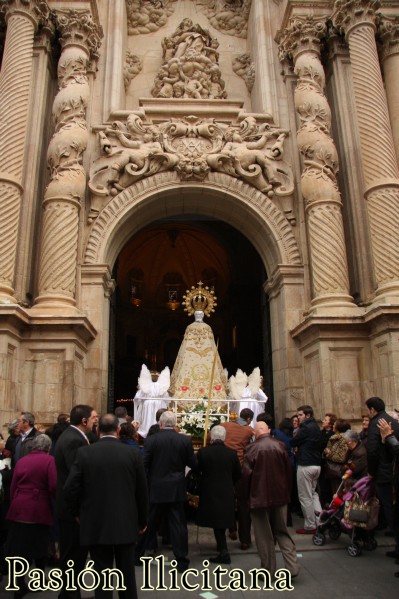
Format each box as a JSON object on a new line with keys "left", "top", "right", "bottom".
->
{"left": 179, "top": 400, "right": 227, "bottom": 439}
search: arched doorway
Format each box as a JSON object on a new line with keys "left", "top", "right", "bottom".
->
{"left": 82, "top": 173, "right": 304, "bottom": 421}
{"left": 109, "top": 219, "right": 273, "bottom": 414}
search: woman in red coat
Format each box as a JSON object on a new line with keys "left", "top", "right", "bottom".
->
{"left": 6, "top": 433, "right": 56, "bottom": 597}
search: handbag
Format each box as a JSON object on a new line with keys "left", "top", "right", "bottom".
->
{"left": 325, "top": 460, "right": 344, "bottom": 480}
{"left": 344, "top": 493, "right": 380, "bottom": 529}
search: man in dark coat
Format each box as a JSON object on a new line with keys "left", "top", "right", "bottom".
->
{"left": 55, "top": 404, "right": 98, "bottom": 599}
{"left": 366, "top": 396, "right": 399, "bottom": 557}
{"left": 378, "top": 417, "right": 399, "bottom": 576}
{"left": 290, "top": 404, "right": 322, "bottom": 534}
{"left": 144, "top": 410, "right": 196, "bottom": 573}
{"left": 64, "top": 414, "right": 148, "bottom": 599}
{"left": 13, "top": 412, "right": 42, "bottom": 465}
{"left": 196, "top": 425, "right": 241, "bottom": 564}
{"left": 242, "top": 421, "right": 300, "bottom": 578}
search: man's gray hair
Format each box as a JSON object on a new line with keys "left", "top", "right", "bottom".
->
{"left": 159, "top": 411, "right": 176, "bottom": 428}
{"left": 32, "top": 433, "right": 51, "bottom": 453}
{"left": 21, "top": 412, "right": 35, "bottom": 427}
{"left": 343, "top": 429, "right": 360, "bottom": 444}
{"left": 210, "top": 425, "right": 226, "bottom": 442}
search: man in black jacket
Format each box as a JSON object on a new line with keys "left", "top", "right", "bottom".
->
{"left": 55, "top": 404, "right": 98, "bottom": 599}
{"left": 64, "top": 414, "right": 148, "bottom": 599}
{"left": 290, "top": 404, "right": 322, "bottom": 534}
{"left": 144, "top": 411, "right": 196, "bottom": 572}
{"left": 366, "top": 396, "right": 399, "bottom": 557}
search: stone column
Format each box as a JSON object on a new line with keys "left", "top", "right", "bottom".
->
{"left": 333, "top": 0, "right": 399, "bottom": 300}
{"left": 378, "top": 15, "right": 399, "bottom": 165}
{"left": 33, "top": 9, "right": 102, "bottom": 312}
{"left": 0, "top": 0, "right": 48, "bottom": 304}
{"left": 278, "top": 16, "right": 356, "bottom": 312}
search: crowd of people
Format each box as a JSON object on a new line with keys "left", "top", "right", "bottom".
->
{"left": 0, "top": 396, "right": 399, "bottom": 598}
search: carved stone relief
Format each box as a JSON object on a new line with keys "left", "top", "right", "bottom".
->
{"left": 232, "top": 53, "right": 255, "bottom": 92}
{"left": 126, "top": 0, "right": 177, "bottom": 35}
{"left": 151, "top": 19, "right": 226, "bottom": 100}
{"left": 89, "top": 114, "right": 294, "bottom": 220}
{"left": 124, "top": 51, "right": 143, "bottom": 91}
{"left": 199, "top": 0, "right": 251, "bottom": 39}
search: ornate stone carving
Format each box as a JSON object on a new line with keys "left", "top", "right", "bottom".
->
{"left": 126, "top": 0, "right": 177, "bottom": 35}
{"left": 1, "top": 0, "right": 50, "bottom": 25}
{"left": 123, "top": 51, "right": 143, "bottom": 91}
{"left": 333, "top": 0, "right": 380, "bottom": 33}
{"left": 151, "top": 19, "right": 226, "bottom": 100}
{"left": 377, "top": 14, "right": 399, "bottom": 60}
{"left": 232, "top": 53, "right": 255, "bottom": 92}
{"left": 89, "top": 114, "right": 294, "bottom": 215}
{"left": 56, "top": 8, "right": 103, "bottom": 64}
{"left": 278, "top": 17, "right": 354, "bottom": 309}
{"left": 201, "top": 0, "right": 251, "bottom": 39}
{"left": 35, "top": 9, "right": 102, "bottom": 309}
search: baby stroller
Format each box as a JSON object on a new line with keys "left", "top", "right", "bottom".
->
{"left": 313, "top": 474, "right": 379, "bottom": 557}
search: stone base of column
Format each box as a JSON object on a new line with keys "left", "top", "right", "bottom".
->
{"left": 309, "top": 294, "right": 362, "bottom": 317}
{"left": 0, "top": 286, "right": 18, "bottom": 305}
{"left": 31, "top": 293, "right": 81, "bottom": 317}
{"left": 371, "top": 280, "right": 399, "bottom": 305}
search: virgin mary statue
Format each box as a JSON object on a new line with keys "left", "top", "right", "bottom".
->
{"left": 169, "top": 282, "right": 227, "bottom": 409}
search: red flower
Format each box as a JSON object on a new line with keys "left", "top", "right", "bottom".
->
{"left": 214, "top": 385, "right": 221, "bottom": 391}
{"left": 181, "top": 386, "right": 189, "bottom": 391}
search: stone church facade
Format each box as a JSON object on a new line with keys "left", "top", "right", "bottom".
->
{"left": 1, "top": 0, "right": 399, "bottom": 427}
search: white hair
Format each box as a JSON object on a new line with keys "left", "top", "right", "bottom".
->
{"left": 159, "top": 411, "right": 176, "bottom": 428}
{"left": 210, "top": 425, "right": 226, "bottom": 442}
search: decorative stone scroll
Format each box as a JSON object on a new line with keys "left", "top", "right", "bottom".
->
{"left": 232, "top": 53, "right": 255, "bottom": 92}
{"left": 89, "top": 114, "right": 294, "bottom": 217}
{"left": 126, "top": 0, "right": 177, "bottom": 35}
{"left": 151, "top": 19, "right": 226, "bottom": 100}
{"left": 200, "top": 0, "right": 252, "bottom": 39}
{"left": 123, "top": 51, "right": 143, "bottom": 91}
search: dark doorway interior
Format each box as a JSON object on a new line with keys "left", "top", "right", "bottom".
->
{"left": 109, "top": 218, "right": 273, "bottom": 414}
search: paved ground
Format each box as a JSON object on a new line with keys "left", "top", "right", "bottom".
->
{"left": 1, "top": 513, "right": 397, "bottom": 598}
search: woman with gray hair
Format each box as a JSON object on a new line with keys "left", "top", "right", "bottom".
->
{"left": 342, "top": 429, "right": 368, "bottom": 480}
{"left": 6, "top": 433, "right": 56, "bottom": 598}
{"left": 195, "top": 425, "right": 241, "bottom": 564}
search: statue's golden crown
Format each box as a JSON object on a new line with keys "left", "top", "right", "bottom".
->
{"left": 183, "top": 281, "right": 217, "bottom": 317}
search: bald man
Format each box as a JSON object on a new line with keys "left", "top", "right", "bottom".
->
{"left": 242, "top": 421, "right": 300, "bottom": 578}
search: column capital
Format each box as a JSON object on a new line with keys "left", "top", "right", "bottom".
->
{"left": 1, "top": 0, "right": 50, "bottom": 30}
{"left": 278, "top": 15, "right": 328, "bottom": 62}
{"left": 332, "top": 0, "right": 381, "bottom": 37}
{"left": 377, "top": 14, "right": 399, "bottom": 60}
{"left": 55, "top": 8, "right": 103, "bottom": 64}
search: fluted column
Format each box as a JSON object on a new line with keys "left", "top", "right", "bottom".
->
{"left": 333, "top": 0, "right": 399, "bottom": 300}
{"left": 378, "top": 15, "right": 399, "bottom": 165}
{"left": 0, "top": 0, "right": 48, "bottom": 304}
{"left": 278, "top": 16, "right": 355, "bottom": 312}
{"left": 34, "top": 9, "right": 102, "bottom": 311}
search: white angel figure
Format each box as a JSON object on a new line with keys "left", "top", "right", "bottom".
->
{"left": 133, "top": 364, "right": 170, "bottom": 438}
{"left": 229, "top": 367, "right": 268, "bottom": 427}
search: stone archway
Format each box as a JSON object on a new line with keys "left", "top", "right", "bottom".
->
{"left": 82, "top": 173, "right": 305, "bottom": 419}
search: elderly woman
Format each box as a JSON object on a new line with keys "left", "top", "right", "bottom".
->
{"left": 6, "top": 434, "right": 56, "bottom": 597}
{"left": 342, "top": 430, "right": 368, "bottom": 480}
{"left": 196, "top": 425, "right": 241, "bottom": 564}
{"left": 323, "top": 419, "right": 351, "bottom": 494}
